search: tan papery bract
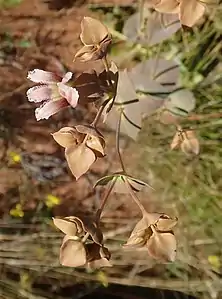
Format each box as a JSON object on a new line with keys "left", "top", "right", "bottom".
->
{"left": 60, "top": 236, "right": 87, "bottom": 267}
{"left": 75, "top": 17, "right": 112, "bottom": 62}
{"left": 147, "top": 229, "right": 177, "bottom": 263}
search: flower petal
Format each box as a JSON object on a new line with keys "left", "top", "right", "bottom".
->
{"left": 35, "top": 98, "right": 69, "bottom": 121}
{"left": 27, "top": 69, "right": 60, "bottom": 83}
{"left": 57, "top": 83, "right": 79, "bottom": 108}
{"left": 27, "top": 85, "right": 52, "bottom": 103}
{"left": 179, "top": 0, "right": 205, "bottom": 27}
{"left": 61, "top": 72, "right": 73, "bottom": 84}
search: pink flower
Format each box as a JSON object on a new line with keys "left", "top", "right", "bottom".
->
{"left": 27, "top": 69, "right": 79, "bottom": 121}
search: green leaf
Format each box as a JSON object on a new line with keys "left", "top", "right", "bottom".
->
{"left": 165, "top": 89, "right": 196, "bottom": 115}
{"left": 129, "top": 58, "right": 179, "bottom": 94}
{"left": 105, "top": 70, "right": 142, "bottom": 140}
{"left": 127, "top": 176, "right": 154, "bottom": 191}
{"left": 94, "top": 175, "right": 117, "bottom": 188}
{"left": 123, "top": 11, "right": 180, "bottom": 46}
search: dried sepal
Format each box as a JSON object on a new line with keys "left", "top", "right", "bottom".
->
{"left": 52, "top": 125, "right": 105, "bottom": 179}
{"left": 181, "top": 130, "right": 200, "bottom": 155}
{"left": 171, "top": 129, "right": 199, "bottom": 156}
{"left": 170, "top": 131, "right": 182, "bottom": 149}
{"left": 52, "top": 127, "right": 83, "bottom": 148}
{"left": 78, "top": 216, "right": 103, "bottom": 245}
{"left": 179, "top": 0, "right": 205, "bottom": 27}
{"left": 80, "top": 17, "right": 110, "bottom": 45}
{"left": 75, "top": 36, "right": 112, "bottom": 62}
{"left": 147, "top": 227, "right": 177, "bottom": 263}
{"left": 75, "top": 45, "right": 95, "bottom": 61}
{"left": 155, "top": 214, "right": 178, "bottom": 231}
{"left": 53, "top": 215, "right": 103, "bottom": 245}
{"left": 150, "top": 0, "right": 206, "bottom": 27}
{"left": 60, "top": 236, "right": 87, "bottom": 267}
{"left": 123, "top": 220, "right": 152, "bottom": 248}
{"left": 65, "top": 143, "right": 96, "bottom": 179}
{"left": 75, "top": 17, "right": 112, "bottom": 62}
{"left": 53, "top": 217, "right": 83, "bottom": 236}
{"left": 76, "top": 125, "right": 105, "bottom": 157}
{"left": 86, "top": 243, "right": 112, "bottom": 269}
{"left": 53, "top": 215, "right": 108, "bottom": 268}
{"left": 124, "top": 212, "right": 178, "bottom": 262}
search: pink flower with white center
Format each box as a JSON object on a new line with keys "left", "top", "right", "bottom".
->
{"left": 27, "top": 69, "right": 79, "bottom": 121}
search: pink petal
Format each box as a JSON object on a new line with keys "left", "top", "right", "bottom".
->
{"left": 57, "top": 83, "right": 79, "bottom": 108}
{"left": 27, "top": 69, "right": 60, "bottom": 84}
{"left": 35, "top": 98, "right": 69, "bottom": 121}
{"left": 61, "top": 72, "right": 73, "bottom": 84}
{"left": 27, "top": 85, "right": 52, "bottom": 103}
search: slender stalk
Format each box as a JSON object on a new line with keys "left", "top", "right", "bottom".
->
{"left": 102, "top": 56, "right": 113, "bottom": 87}
{"left": 96, "top": 179, "right": 116, "bottom": 221}
{"left": 124, "top": 179, "right": 147, "bottom": 215}
{"left": 91, "top": 104, "right": 106, "bottom": 127}
{"left": 82, "top": 232, "right": 90, "bottom": 243}
{"left": 116, "top": 111, "right": 125, "bottom": 172}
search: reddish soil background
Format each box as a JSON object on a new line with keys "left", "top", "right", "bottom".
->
{"left": 0, "top": 0, "right": 142, "bottom": 222}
